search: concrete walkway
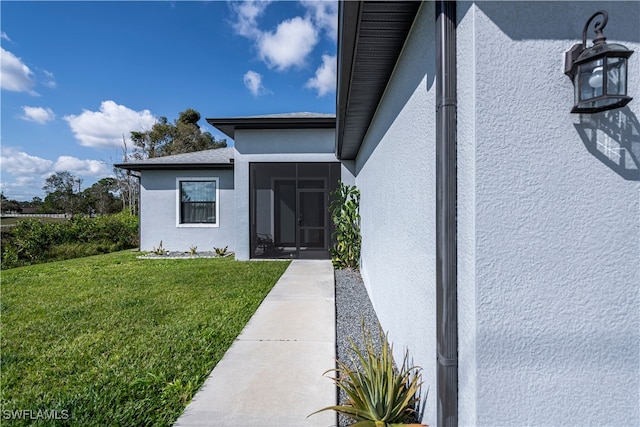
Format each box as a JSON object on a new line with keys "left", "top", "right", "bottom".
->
{"left": 174, "top": 260, "right": 337, "bottom": 427}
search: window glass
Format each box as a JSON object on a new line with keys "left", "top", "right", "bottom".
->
{"left": 179, "top": 180, "right": 217, "bottom": 224}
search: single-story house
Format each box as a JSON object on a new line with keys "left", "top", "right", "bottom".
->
{"left": 117, "top": 1, "right": 639, "bottom": 425}
{"left": 117, "top": 113, "right": 347, "bottom": 259}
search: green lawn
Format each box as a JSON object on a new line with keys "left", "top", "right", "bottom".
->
{"left": 1, "top": 251, "right": 290, "bottom": 426}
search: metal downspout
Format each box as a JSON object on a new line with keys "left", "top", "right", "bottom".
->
{"left": 435, "top": 1, "right": 458, "bottom": 426}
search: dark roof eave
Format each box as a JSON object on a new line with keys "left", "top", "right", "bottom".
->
{"left": 207, "top": 116, "right": 336, "bottom": 140}
{"left": 336, "top": 1, "right": 362, "bottom": 160}
{"left": 336, "top": 1, "right": 421, "bottom": 160}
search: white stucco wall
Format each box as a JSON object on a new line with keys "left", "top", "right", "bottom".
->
{"left": 139, "top": 169, "right": 235, "bottom": 252}
{"left": 457, "top": 2, "right": 640, "bottom": 425}
{"left": 232, "top": 128, "right": 344, "bottom": 260}
{"left": 354, "top": 3, "right": 438, "bottom": 425}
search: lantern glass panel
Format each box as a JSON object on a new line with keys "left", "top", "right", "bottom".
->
{"left": 606, "top": 56, "right": 627, "bottom": 96}
{"left": 577, "top": 58, "right": 603, "bottom": 102}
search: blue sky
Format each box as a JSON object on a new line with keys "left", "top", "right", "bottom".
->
{"left": 1, "top": 1, "right": 337, "bottom": 200}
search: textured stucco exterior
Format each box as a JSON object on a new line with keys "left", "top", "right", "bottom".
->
{"left": 354, "top": 3, "right": 438, "bottom": 424}
{"left": 456, "top": 2, "right": 640, "bottom": 425}
{"left": 232, "top": 128, "right": 346, "bottom": 260}
{"left": 352, "top": 1, "right": 639, "bottom": 425}
{"left": 139, "top": 169, "right": 235, "bottom": 252}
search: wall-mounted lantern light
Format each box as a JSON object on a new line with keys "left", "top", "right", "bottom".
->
{"left": 565, "top": 10, "right": 634, "bottom": 113}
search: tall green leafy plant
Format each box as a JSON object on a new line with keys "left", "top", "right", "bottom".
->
{"left": 329, "top": 182, "right": 361, "bottom": 269}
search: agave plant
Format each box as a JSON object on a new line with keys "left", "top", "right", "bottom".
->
{"left": 311, "top": 325, "right": 424, "bottom": 427}
{"left": 152, "top": 240, "right": 168, "bottom": 255}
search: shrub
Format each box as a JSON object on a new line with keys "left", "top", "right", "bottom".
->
{"left": 1, "top": 212, "right": 139, "bottom": 269}
{"left": 94, "top": 211, "right": 139, "bottom": 248}
{"left": 69, "top": 215, "right": 96, "bottom": 243}
{"left": 7, "top": 219, "right": 54, "bottom": 263}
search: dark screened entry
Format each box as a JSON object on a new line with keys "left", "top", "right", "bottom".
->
{"left": 249, "top": 162, "right": 341, "bottom": 259}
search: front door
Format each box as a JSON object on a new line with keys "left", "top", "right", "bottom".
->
{"left": 297, "top": 186, "right": 328, "bottom": 258}
{"left": 250, "top": 162, "right": 340, "bottom": 259}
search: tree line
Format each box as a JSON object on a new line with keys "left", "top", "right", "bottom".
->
{"left": 2, "top": 174, "right": 123, "bottom": 216}
{"left": 1, "top": 108, "right": 227, "bottom": 216}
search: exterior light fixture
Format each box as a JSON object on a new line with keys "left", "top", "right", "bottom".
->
{"left": 565, "top": 10, "right": 634, "bottom": 113}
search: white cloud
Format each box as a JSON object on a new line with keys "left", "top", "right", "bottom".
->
{"left": 54, "top": 156, "right": 109, "bottom": 177}
{"left": 64, "top": 100, "right": 156, "bottom": 149}
{"left": 40, "top": 70, "right": 56, "bottom": 89}
{"left": 231, "top": 2, "right": 321, "bottom": 71}
{"left": 301, "top": 1, "right": 338, "bottom": 41}
{"left": 11, "top": 176, "right": 39, "bottom": 188}
{"left": 0, "top": 176, "right": 41, "bottom": 201}
{"left": 258, "top": 16, "right": 318, "bottom": 71}
{"left": 0, "top": 47, "right": 37, "bottom": 95}
{"left": 243, "top": 70, "right": 268, "bottom": 96}
{"left": 231, "top": 0, "right": 271, "bottom": 39}
{"left": 0, "top": 147, "right": 53, "bottom": 176}
{"left": 1, "top": 32, "right": 12, "bottom": 42}
{"left": 306, "top": 54, "right": 336, "bottom": 96}
{"left": 20, "top": 106, "right": 55, "bottom": 124}
{"left": 230, "top": 1, "right": 337, "bottom": 92}
{"left": 0, "top": 146, "right": 112, "bottom": 199}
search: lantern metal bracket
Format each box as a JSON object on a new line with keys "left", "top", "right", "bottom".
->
{"left": 565, "top": 10, "right": 608, "bottom": 78}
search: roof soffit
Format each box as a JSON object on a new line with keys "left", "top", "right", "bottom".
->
{"left": 337, "top": 1, "right": 421, "bottom": 160}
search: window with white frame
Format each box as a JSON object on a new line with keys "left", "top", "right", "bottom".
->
{"left": 177, "top": 178, "right": 219, "bottom": 226}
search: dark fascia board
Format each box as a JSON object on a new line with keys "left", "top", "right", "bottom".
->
{"left": 336, "top": 0, "right": 362, "bottom": 160}
{"left": 114, "top": 163, "right": 233, "bottom": 171}
{"left": 206, "top": 116, "right": 336, "bottom": 140}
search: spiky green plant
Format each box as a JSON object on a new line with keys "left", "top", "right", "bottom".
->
{"left": 311, "top": 326, "right": 423, "bottom": 426}
{"left": 214, "top": 246, "right": 228, "bottom": 257}
{"left": 188, "top": 245, "right": 198, "bottom": 255}
{"left": 152, "top": 240, "right": 168, "bottom": 255}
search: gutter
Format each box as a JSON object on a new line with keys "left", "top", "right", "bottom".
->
{"left": 207, "top": 116, "right": 335, "bottom": 140}
{"left": 435, "top": 1, "right": 458, "bottom": 426}
{"left": 114, "top": 163, "right": 234, "bottom": 172}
